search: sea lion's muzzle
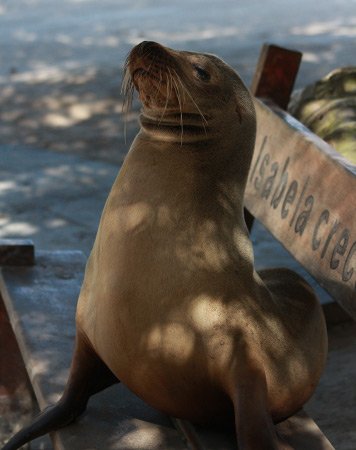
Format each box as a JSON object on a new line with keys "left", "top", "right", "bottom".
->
{"left": 128, "top": 41, "right": 178, "bottom": 90}
{"left": 122, "top": 41, "right": 215, "bottom": 139}
{"left": 122, "top": 41, "right": 188, "bottom": 112}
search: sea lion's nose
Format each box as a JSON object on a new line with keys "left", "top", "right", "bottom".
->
{"left": 135, "top": 41, "right": 166, "bottom": 55}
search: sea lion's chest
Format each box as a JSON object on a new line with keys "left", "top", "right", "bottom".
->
{"left": 79, "top": 268, "right": 253, "bottom": 412}
{"left": 75, "top": 148, "right": 259, "bottom": 404}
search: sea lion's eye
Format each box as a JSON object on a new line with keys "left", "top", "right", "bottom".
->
{"left": 193, "top": 65, "right": 211, "bottom": 82}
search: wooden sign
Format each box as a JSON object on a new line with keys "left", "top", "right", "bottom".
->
{"left": 251, "top": 44, "right": 302, "bottom": 110}
{"left": 245, "top": 99, "right": 356, "bottom": 320}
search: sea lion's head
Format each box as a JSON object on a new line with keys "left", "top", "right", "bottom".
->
{"left": 123, "top": 41, "right": 256, "bottom": 156}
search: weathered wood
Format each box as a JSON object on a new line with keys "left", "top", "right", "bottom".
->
{"left": 0, "top": 239, "right": 35, "bottom": 266}
{"left": 251, "top": 44, "right": 302, "bottom": 110}
{"left": 245, "top": 98, "right": 356, "bottom": 320}
{"left": 245, "top": 44, "right": 302, "bottom": 232}
{"left": 0, "top": 294, "right": 36, "bottom": 429}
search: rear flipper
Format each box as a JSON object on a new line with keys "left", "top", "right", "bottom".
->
{"left": 232, "top": 364, "right": 293, "bottom": 450}
{"left": 2, "top": 330, "right": 119, "bottom": 450}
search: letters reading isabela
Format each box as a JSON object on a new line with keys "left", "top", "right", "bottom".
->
{"left": 248, "top": 137, "right": 356, "bottom": 289}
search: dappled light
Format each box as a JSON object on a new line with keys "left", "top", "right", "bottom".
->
{"left": 78, "top": 116, "right": 325, "bottom": 424}
{"left": 112, "top": 420, "right": 171, "bottom": 449}
{"left": 1, "top": 1, "right": 355, "bottom": 449}
{"left": 0, "top": 219, "right": 38, "bottom": 237}
{"left": 0, "top": 145, "right": 118, "bottom": 252}
{"left": 0, "top": 68, "right": 134, "bottom": 165}
{"left": 1, "top": 0, "right": 356, "bottom": 168}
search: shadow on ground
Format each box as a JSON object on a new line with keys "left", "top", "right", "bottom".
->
{"left": 0, "top": 67, "right": 139, "bottom": 166}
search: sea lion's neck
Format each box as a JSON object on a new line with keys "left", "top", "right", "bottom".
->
{"left": 123, "top": 117, "right": 257, "bottom": 276}
{"left": 138, "top": 109, "right": 255, "bottom": 192}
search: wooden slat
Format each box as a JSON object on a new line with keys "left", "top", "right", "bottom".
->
{"left": 0, "top": 239, "right": 35, "bottom": 266}
{"left": 245, "top": 99, "right": 356, "bottom": 320}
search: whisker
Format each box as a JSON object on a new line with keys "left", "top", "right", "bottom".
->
{"left": 159, "top": 70, "right": 171, "bottom": 125}
{"left": 169, "top": 68, "right": 184, "bottom": 146}
{"left": 121, "top": 66, "right": 135, "bottom": 144}
{"left": 172, "top": 69, "right": 208, "bottom": 134}
{"left": 153, "top": 67, "right": 166, "bottom": 112}
{"left": 146, "top": 53, "right": 157, "bottom": 75}
{"left": 154, "top": 67, "right": 164, "bottom": 100}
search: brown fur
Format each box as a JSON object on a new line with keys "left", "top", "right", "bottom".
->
{"left": 3, "top": 42, "right": 327, "bottom": 450}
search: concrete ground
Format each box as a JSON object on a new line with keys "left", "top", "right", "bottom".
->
{"left": 1, "top": 0, "right": 356, "bottom": 166}
{"left": 1, "top": 0, "right": 356, "bottom": 448}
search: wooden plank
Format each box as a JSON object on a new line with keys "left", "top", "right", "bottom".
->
{"left": 305, "top": 319, "right": 356, "bottom": 448}
{"left": 0, "top": 239, "right": 35, "bottom": 266}
{"left": 174, "top": 410, "right": 334, "bottom": 450}
{"left": 0, "top": 294, "right": 37, "bottom": 439}
{"left": 245, "top": 44, "right": 302, "bottom": 232}
{"left": 276, "top": 411, "right": 334, "bottom": 449}
{"left": 245, "top": 98, "right": 356, "bottom": 320}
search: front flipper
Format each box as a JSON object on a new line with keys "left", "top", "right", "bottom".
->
{"left": 2, "top": 331, "right": 119, "bottom": 450}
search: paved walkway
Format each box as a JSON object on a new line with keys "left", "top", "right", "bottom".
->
{"left": 1, "top": 144, "right": 116, "bottom": 254}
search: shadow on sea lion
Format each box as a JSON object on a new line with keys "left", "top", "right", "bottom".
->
{"left": 2, "top": 41, "right": 327, "bottom": 450}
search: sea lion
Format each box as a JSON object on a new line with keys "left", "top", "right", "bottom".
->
{"left": 2, "top": 41, "right": 327, "bottom": 450}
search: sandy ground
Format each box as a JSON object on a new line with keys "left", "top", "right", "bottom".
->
{"left": 1, "top": 0, "right": 356, "bottom": 448}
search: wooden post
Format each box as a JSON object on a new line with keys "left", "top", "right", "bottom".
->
{"left": 251, "top": 44, "right": 302, "bottom": 110}
{"left": 0, "top": 239, "right": 35, "bottom": 266}
{"left": 245, "top": 44, "right": 302, "bottom": 232}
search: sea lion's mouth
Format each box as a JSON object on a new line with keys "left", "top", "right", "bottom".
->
{"left": 140, "top": 118, "right": 210, "bottom": 138}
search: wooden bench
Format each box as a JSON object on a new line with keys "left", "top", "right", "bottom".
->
{"left": 0, "top": 244, "right": 335, "bottom": 450}
{"left": 246, "top": 45, "right": 356, "bottom": 322}
{"left": 1, "top": 44, "right": 355, "bottom": 449}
